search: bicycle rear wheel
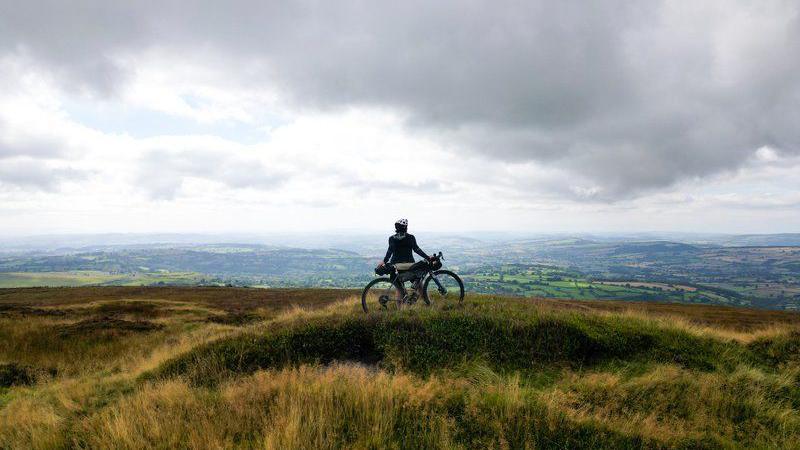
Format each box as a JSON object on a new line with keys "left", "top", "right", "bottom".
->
{"left": 362, "top": 277, "right": 403, "bottom": 313}
{"left": 422, "top": 270, "right": 464, "bottom": 305}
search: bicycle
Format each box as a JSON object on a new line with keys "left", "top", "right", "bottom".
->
{"left": 361, "top": 252, "right": 464, "bottom": 313}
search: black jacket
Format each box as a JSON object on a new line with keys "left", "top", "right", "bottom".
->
{"left": 383, "top": 233, "right": 429, "bottom": 264}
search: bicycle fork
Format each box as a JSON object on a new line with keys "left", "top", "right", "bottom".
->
{"left": 429, "top": 273, "right": 448, "bottom": 295}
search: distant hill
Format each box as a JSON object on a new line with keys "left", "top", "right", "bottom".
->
{"left": 0, "top": 245, "right": 373, "bottom": 286}
{"left": 714, "top": 233, "right": 800, "bottom": 247}
{"left": 2, "top": 236, "right": 799, "bottom": 310}
{"left": 611, "top": 241, "right": 699, "bottom": 255}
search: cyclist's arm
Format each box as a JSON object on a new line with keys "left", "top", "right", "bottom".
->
{"left": 411, "top": 236, "right": 430, "bottom": 260}
{"left": 383, "top": 237, "right": 394, "bottom": 263}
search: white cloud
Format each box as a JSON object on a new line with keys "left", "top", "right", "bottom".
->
{"left": 0, "top": 1, "right": 799, "bottom": 234}
{"left": 0, "top": 158, "right": 88, "bottom": 191}
{"left": 135, "top": 147, "right": 289, "bottom": 199}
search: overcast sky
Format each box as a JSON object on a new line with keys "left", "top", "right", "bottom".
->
{"left": 1, "top": 0, "right": 799, "bottom": 235}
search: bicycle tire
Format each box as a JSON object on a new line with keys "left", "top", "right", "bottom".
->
{"left": 422, "top": 270, "right": 465, "bottom": 305}
{"left": 361, "top": 277, "right": 403, "bottom": 313}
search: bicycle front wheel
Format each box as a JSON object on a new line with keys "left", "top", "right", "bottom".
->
{"left": 362, "top": 277, "right": 403, "bottom": 313}
{"left": 422, "top": 270, "right": 464, "bottom": 305}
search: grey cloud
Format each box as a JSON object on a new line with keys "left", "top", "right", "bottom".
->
{"left": 0, "top": 1, "right": 145, "bottom": 95}
{"left": 340, "top": 178, "right": 447, "bottom": 195}
{"left": 136, "top": 149, "right": 288, "bottom": 199}
{"left": 3, "top": 0, "right": 800, "bottom": 199}
{"left": 0, "top": 158, "right": 87, "bottom": 190}
{"left": 0, "top": 119, "right": 66, "bottom": 159}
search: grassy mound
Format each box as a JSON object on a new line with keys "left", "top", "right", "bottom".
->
{"left": 143, "top": 303, "right": 800, "bottom": 448}
{"left": 151, "top": 305, "right": 762, "bottom": 386}
{"left": 3, "top": 289, "right": 800, "bottom": 449}
{"left": 748, "top": 330, "right": 800, "bottom": 366}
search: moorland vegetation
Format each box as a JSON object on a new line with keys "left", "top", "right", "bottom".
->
{"left": 1, "top": 287, "right": 799, "bottom": 449}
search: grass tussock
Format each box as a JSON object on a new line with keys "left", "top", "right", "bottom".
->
{"left": 0, "top": 315, "right": 177, "bottom": 376}
{"left": 0, "top": 363, "right": 57, "bottom": 388}
{"left": 2, "top": 287, "right": 800, "bottom": 448}
{"left": 152, "top": 303, "right": 774, "bottom": 386}
{"left": 544, "top": 364, "right": 800, "bottom": 447}
{"left": 76, "top": 363, "right": 800, "bottom": 449}
{"left": 78, "top": 364, "right": 672, "bottom": 449}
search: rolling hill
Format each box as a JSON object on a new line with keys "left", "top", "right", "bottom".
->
{"left": 2, "top": 235, "right": 800, "bottom": 309}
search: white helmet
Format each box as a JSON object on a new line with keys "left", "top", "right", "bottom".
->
{"left": 395, "top": 218, "right": 408, "bottom": 227}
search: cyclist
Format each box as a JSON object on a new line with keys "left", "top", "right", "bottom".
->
{"left": 379, "top": 219, "right": 431, "bottom": 268}
{"left": 378, "top": 219, "right": 432, "bottom": 297}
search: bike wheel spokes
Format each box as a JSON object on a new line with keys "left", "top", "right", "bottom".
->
{"left": 362, "top": 278, "right": 403, "bottom": 313}
{"left": 423, "top": 270, "right": 465, "bottom": 305}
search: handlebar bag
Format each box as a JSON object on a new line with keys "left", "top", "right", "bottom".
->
{"left": 375, "top": 264, "right": 393, "bottom": 276}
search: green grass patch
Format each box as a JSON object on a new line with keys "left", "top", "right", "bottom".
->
{"left": 150, "top": 303, "right": 761, "bottom": 386}
{"left": 0, "top": 271, "right": 206, "bottom": 288}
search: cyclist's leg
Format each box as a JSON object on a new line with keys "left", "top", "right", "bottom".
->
{"left": 411, "top": 275, "right": 423, "bottom": 298}
{"left": 391, "top": 273, "right": 408, "bottom": 297}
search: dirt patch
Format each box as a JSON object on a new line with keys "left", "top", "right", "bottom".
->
{"left": 56, "top": 316, "right": 163, "bottom": 337}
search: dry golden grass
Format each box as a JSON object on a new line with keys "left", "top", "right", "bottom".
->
{"left": 77, "top": 365, "right": 456, "bottom": 449}
{"left": 593, "top": 308, "right": 800, "bottom": 343}
{"left": 6, "top": 286, "right": 798, "bottom": 330}
{"left": 0, "top": 395, "right": 64, "bottom": 450}
{"left": 72, "top": 361, "right": 800, "bottom": 449}
{"left": 2, "top": 287, "right": 800, "bottom": 449}
{"left": 0, "top": 288, "right": 364, "bottom": 449}
{"left": 543, "top": 363, "right": 800, "bottom": 447}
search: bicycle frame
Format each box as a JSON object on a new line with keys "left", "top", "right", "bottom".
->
{"left": 389, "top": 263, "right": 447, "bottom": 302}
{"left": 363, "top": 251, "right": 462, "bottom": 312}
